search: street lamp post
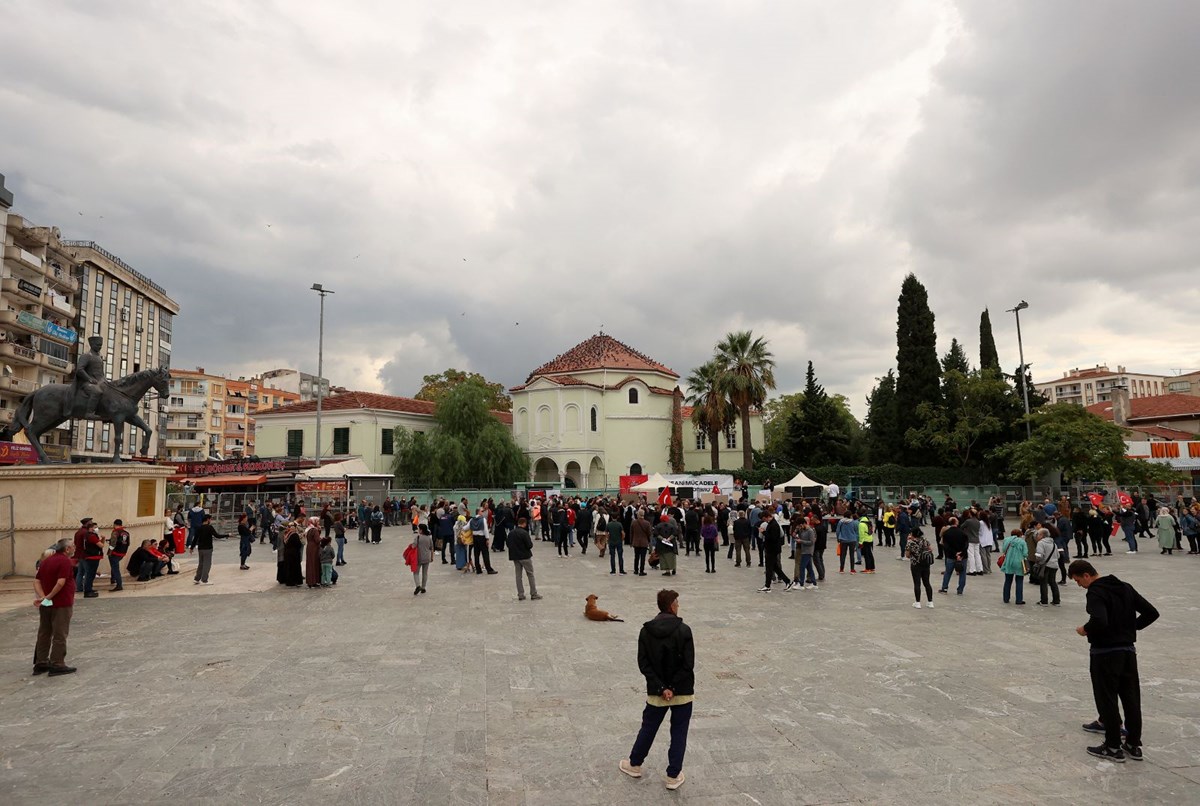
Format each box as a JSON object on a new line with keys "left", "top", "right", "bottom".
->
{"left": 1008, "top": 300, "right": 1034, "bottom": 495}
{"left": 1007, "top": 300, "right": 1032, "bottom": 438}
{"left": 311, "top": 283, "right": 334, "bottom": 467}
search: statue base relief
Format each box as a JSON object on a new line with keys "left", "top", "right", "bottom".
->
{"left": 0, "top": 463, "right": 174, "bottom": 576}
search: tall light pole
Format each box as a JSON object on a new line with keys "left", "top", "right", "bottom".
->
{"left": 1007, "top": 300, "right": 1032, "bottom": 438}
{"left": 1008, "top": 299, "right": 1035, "bottom": 495}
{"left": 311, "top": 283, "right": 334, "bottom": 467}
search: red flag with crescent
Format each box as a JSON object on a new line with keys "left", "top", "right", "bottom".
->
{"left": 712, "top": 484, "right": 721, "bottom": 495}
{"left": 1117, "top": 491, "right": 1133, "bottom": 508}
{"left": 658, "top": 487, "right": 672, "bottom": 506}
{"left": 1086, "top": 492, "right": 1104, "bottom": 508}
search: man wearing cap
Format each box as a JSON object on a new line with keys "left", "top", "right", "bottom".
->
{"left": 72, "top": 517, "right": 92, "bottom": 594}
{"left": 71, "top": 335, "right": 107, "bottom": 419}
{"left": 81, "top": 519, "right": 105, "bottom": 598}
{"left": 33, "top": 538, "right": 77, "bottom": 676}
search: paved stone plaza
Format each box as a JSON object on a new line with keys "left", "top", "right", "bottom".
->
{"left": 1, "top": 526, "right": 1198, "bottom": 805}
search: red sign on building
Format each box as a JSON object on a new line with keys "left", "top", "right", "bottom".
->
{"left": 0, "top": 442, "right": 38, "bottom": 465}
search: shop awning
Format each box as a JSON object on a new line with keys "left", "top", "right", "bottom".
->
{"left": 190, "top": 473, "right": 267, "bottom": 488}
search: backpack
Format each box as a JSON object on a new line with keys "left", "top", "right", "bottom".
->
{"left": 470, "top": 515, "right": 486, "bottom": 534}
{"left": 918, "top": 540, "right": 934, "bottom": 567}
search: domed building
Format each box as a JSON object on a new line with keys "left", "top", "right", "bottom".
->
{"left": 509, "top": 334, "right": 762, "bottom": 488}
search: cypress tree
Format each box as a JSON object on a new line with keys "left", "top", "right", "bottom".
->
{"left": 864, "top": 369, "right": 902, "bottom": 463}
{"left": 979, "top": 309, "right": 1000, "bottom": 372}
{"left": 785, "top": 362, "right": 853, "bottom": 466}
{"left": 941, "top": 338, "right": 970, "bottom": 375}
{"left": 895, "top": 274, "right": 941, "bottom": 463}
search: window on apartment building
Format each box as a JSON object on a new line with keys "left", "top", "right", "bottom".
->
{"left": 287, "top": 429, "right": 303, "bottom": 457}
{"left": 696, "top": 432, "right": 706, "bottom": 451}
{"left": 725, "top": 427, "right": 737, "bottom": 450}
{"left": 381, "top": 428, "right": 394, "bottom": 455}
{"left": 333, "top": 427, "right": 350, "bottom": 455}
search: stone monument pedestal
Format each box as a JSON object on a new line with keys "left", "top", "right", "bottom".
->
{"left": 0, "top": 463, "right": 175, "bottom": 576}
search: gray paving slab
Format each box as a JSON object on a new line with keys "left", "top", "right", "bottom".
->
{"left": 1, "top": 527, "right": 1198, "bottom": 804}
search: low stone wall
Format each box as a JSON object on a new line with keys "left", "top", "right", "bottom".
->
{"left": 0, "top": 463, "right": 173, "bottom": 576}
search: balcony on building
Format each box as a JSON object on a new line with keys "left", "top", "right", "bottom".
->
{"left": 6, "top": 214, "right": 50, "bottom": 246}
{"left": 1, "top": 375, "right": 38, "bottom": 396}
{"left": 165, "top": 436, "right": 206, "bottom": 449}
{"left": 3, "top": 244, "right": 45, "bottom": 273}
{"left": 44, "top": 262, "right": 78, "bottom": 294}
{"left": 0, "top": 275, "right": 44, "bottom": 305}
{"left": 0, "top": 341, "right": 40, "bottom": 367}
{"left": 43, "top": 289, "right": 76, "bottom": 318}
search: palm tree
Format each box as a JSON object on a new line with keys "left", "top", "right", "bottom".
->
{"left": 715, "top": 330, "right": 776, "bottom": 471}
{"left": 685, "top": 359, "right": 734, "bottom": 470}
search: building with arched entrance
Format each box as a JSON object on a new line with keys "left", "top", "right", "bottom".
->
{"left": 510, "top": 333, "right": 762, "bottom": 487}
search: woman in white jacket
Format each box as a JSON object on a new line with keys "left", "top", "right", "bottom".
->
{"left": 1032, "top": 527, "right": 1060, "bottom": 606}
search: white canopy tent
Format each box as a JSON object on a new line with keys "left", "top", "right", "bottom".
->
{"left": 297, "top": 457, "right": 377, "bottom": 479}
{"left": 778, "top": 470, "right": 827, "bottom": 491}
{"left": 630, "top": 473, "right": 673, "bottom": 493}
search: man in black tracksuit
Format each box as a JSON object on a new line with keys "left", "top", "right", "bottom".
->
{"left": 1069, "top": 560, "right": 1159, "bottom": 762}
{"left": 619, "top": 589, "right": 694, "bottom": 790}
{"left": 757, "top": 511, "right": 790, "bottom": 592}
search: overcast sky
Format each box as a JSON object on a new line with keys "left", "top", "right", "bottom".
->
{"left": 5, "top": 1, "right": 1198, "bottom": 416}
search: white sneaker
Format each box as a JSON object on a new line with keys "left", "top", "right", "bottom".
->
{"left": 912, "top": 601, "right": 922, "bottom": 609}
{"left": 810, "top": 584, "right": 818, "bottom": 590}
{"left": 619, "top": 759, "right": 642, "bottom": 778}
{"left": 199, "top": 581, "right": 213, "bottom": 586}
{"left": 757, "top": 586, "right": 772, "bottom": 593}
{"left": 926, "top": 601, "right": 934, "bottom": 608}
{"left": 193, "top": 580, "right": 200, "bottom": 585}
{"left": 783, "top": 582, "right": 793, "bottom": 591}
{"left": 803, "top": 584, "right": 813, "bottom": 590}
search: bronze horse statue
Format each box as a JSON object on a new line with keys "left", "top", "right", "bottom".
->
{"left": 0, "top": 367, "right": 170, "bottom": 463}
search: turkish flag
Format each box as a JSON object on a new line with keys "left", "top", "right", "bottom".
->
{"left": 712, "top": 484, "right": 721, "bottom": 495}
{"left": 658, "top": 487, "right": 673, "bottom": 507}
{"left": 1086, "top": 492, "right": 1104, "bottom": 508}
{"left": 1117, "top": 491, "right": 1133, "bottom": 508}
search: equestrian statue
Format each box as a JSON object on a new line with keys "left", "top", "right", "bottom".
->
{"left": 0, "top": 336, "right": 170, "bottom": 463}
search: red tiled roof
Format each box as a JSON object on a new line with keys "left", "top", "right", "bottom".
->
{"left": 511, "top": 374, "right": 676, "bottom": 396}
{"left": 257, "top": 391, "right": 513, "bottom": 424}
{"left": 1087, "top": 394, "right": 1200, "bottom": 423}
{"left": 1125, "top": 425, "right": 1196, "bottom": 441}
{"left": 526, "top": 334, "right": 678, "bottom": 382}
{"left": 509, "top": 374, "right": 601, "bottom": 392}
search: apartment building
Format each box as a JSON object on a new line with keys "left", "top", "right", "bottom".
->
{"left": 164, "top": 368, "right": 302, "bottom": 462}
{"left": 63, "top": 241, "right": 179, "bottom": 461}
{"left": 260, "top": 367, "right": 329, "bottom": 403}
{"left": 1035, "top": 364, "right": 1168, "bottom": 407}
{"left": 0, "top": 213, "right": 81, "bottom": 460}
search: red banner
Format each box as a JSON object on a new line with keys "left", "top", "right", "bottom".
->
{"left": 0, "top": 441, "right": 38, "bottom": 465}
{"left": 619, "top": 474, "right": 648, "bottom": 494}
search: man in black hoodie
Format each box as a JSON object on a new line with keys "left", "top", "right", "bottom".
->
{"left": 619, "top": 589, "right": 694, "bottom": 791}
{"left": 1069, "top": 560, "right": 1159, "bottom": 762}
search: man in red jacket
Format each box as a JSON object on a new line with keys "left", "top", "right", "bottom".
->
{"left": 33, "top": 538, "right": 77, "bottom": 676}
{"left": 81, "top": 520, "right": 105, "bottom": 598}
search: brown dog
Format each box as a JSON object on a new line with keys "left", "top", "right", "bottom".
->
{"left": 584, "top": 594, "right": 624, "bottom": 622}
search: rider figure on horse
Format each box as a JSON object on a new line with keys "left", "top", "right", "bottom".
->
{"left": 72, "top": 336, "right": 108, "bottom": 419}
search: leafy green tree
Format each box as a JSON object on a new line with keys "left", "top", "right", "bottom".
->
{"left": 979, "top": 309, "right": 1000, "bottom": 372}
{"left": 715, "top": 330, "right": 776, "bottom": 471}
{"left": 895, "top": 274, "right": 941, "bottom": 464}
{"left": 685, "top": 359, "right": 735, "bottom": 470}
{"left": 992, "top": 403, "right": 1180, "bottom": 484}
{"left": 784, "top": 362, "right": 857, "bottom": 466}
{"left": 414, "top": 368, "right": 512, "bottom": 412}
{"left": 907, "top": 370, "right": 1009, "bottom": 467}
{"left": 762, "top": 392, "right": 804, "bottom": 460}
{"left": 864, "top": 370, "right": 903, "bottom": 463}
{"left": 392, "top": 377, "right": 526, "bottom": 486}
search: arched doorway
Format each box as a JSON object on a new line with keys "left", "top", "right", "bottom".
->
{"left": 533, "top": 457, "right": 560, "bottom": 483}
{"left": 629, "top": 463, "right": 643, "bottom": 475}
{"left": 564, "top": 460, "right": 582, "bottom": 488}
{"left": 589, "top": 456, "right": 605, "bottom": 488}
